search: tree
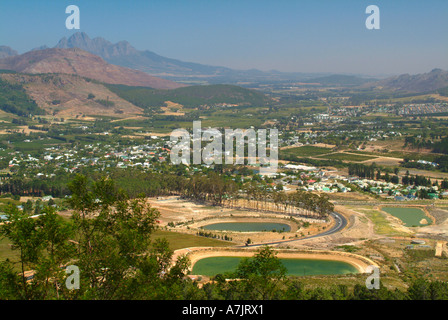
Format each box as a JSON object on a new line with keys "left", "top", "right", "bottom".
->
{"left": 230, "top": 246, "right": 287, "bottom": 300}
{"left": 0, "top": 174, "right": 192, "bottom": 300}
{"left": 65, "top": 174, "right": 190, "bottom": 299}
{"left": 0, "top": 205, "right": 74, "bottom": 299}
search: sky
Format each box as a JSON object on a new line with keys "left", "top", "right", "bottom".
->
{"left": 1, "top": 0, "right": 447, "bottom": 76}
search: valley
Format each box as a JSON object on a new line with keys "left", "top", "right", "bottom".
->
{"left": 0, "top": 31, "right": 447, "bottom": 301}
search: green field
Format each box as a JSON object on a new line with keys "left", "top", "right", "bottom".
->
{"left": 316, "top": 152, "right": 378, "bottom": 162}
{"left": 281, "top": 145, "right": 333, "bottom": 158}
{"left": 151, "top": 230, "right": 234, "bottom": 250}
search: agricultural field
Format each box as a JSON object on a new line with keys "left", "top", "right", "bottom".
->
{"left": 281, "top": 145, "right": 333, "bottom": 158}
{"left": 316, "top": 152, "right": 378, "bottom": 162}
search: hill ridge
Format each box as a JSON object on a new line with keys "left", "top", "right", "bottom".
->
{"left": 0, "top": 47, "right": 186, "bottom": 89}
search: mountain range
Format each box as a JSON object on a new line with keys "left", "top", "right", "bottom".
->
{"left": 0, "top": 47, "right": 185, "bottom": 89}
{"left": 1, "top": 33, "right": 334, "bottom": 84}
{"left": 1, "top": 32, "right": 447, "bottom": 93}
{"left": 52, "top": 32, "right": 322, "bottom": 83}
{"left": 367, "top": 68, "right": 448, "bottom": 93}
{"left": 0, "top": 46, "right": 18, "bottom": 59}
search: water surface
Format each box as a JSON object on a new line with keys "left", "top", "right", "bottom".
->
{"left": 382, "top": 207, "right": 431, "bottom": 227}
{"left": 202, "top": 222, "right": 291, "bottom": 232}
{"left": 192, "top": 256, "right": 358, "bottom": 276}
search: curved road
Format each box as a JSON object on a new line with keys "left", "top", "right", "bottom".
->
{"left": 237, "top": 211, "right": 348, "bottom": 248}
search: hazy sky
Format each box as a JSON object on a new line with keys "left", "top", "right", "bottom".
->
{"left": 1, "top": 0, "right": 447, "bottom": 76}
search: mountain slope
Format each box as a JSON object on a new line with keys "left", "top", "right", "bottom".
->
{"left": 54, "top": 32, "right": 233, "bottom": 77}
{"left": 0, "top": 46, "right": 18, "bottom": 59}
{"left": 0, "top": 72, "right": 144, "bottom": 117}
{"left": 0, "top": 48, "right": 186, "bottom": 89}
{"left": 0, "top": 76, "right": 44, "bottom": 116}
{"left": 365, "top": 69, "right": 448, "bottom": 93}
{"left": 52, "top": 32, "right": 325, "bottom": 83}
{"left": 106, "top": 83, "right": 272, "bottom": 109}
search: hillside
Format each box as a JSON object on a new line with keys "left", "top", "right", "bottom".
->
{"left": 54, "top": 32, "right": 231, "bottom": 77}
{"left": 0, "top": 72, "right": 143, "bottom": 117}
{"left": 0, "top": 48, "right": 186, "bottom": 89}
{"left": 365, "top": 68, "right": 448, "bottom": 93}
{"left": 106, "top": 83, "right": 272, "bottom": 110}
{"left": 50, "top": 32, "right": 326, "bottom": 83}
{"left": 0, "top": 72, "right": 270, "bottom": 118}
{"left": 0, "top": 46, "right": 18, "bottom": 59}
{"left": 0, "top": 77, "right": 44, "bottom": 116}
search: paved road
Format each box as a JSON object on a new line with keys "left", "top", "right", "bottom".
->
{"left": 237, "top": 211, "right": 348, "bottom": 248}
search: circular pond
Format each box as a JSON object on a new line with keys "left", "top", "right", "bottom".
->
{"left": 192, "top": 256, "right": 359, "bottom": 276}
{"left": 201, "top": 222, "right": 291, "bottom": 232}
{"left": 382, "top": 207, "right": 432, "bottom": 227}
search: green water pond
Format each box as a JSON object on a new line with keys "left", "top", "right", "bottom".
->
{"left": 382, "top": 207, "right": 432, "bottom": 227}
{"left": 192, "top": 256, "right": 359, "bottom": 276}
{"left": 201, "top": 222, "right": 291, "bottom": 232}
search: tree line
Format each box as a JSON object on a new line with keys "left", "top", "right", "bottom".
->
{"left": 0, "top": 165, "right": 333, "bottom": 220}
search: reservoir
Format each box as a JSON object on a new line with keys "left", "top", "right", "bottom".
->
{"left": 191, "top": 256, "right": 359, "bottom": 276}
{"left": 201, "top": 222, "right": 291, "bottom": 232}
{"left": 382, "top": 207, "right": 431, "bottom": 227}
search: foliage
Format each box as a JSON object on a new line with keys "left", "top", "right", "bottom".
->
{"left": 0, "top": 78, "right": 45, "bottom": 116}
{"left": 1, "top": 175, "right": 447, "bottom": 300}
{"left": 106, "top": 83, "right": 271, "bottom": 110}
{"left": 0, "top": 175, "right": 190, "bottom": 299}
{"left": 221, "top": 247, "right": 287, "bottom": 300}
{"left": 95, "top": 99, "right": 115, "bottom": 107}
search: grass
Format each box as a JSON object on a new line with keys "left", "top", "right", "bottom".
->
{"left": 381, "top": 207, "right": 432, "bottom": 227}
{"left": 316, "top": 152, "right": 377, "bottom": 162}
{"left": 0, "top": 236, "right": 17, "bottom": 263}
{"left": 281, "top": 145, "right": 333, "bottom": 158}
{"left": 405, "top": 249, "right": 436, "bottom": 262}
{"left": 0, "top": 198, "right": 21, "bottom": 212}
{"left": 152, "top": 230, "right": 233, "bottom": 250}
{"left": 358, "top": 209, "right": 408, "bottom": 236}
{"left": 0, "top": 229, "right": 233, "bottom": 266}
{"left": 353, "top": 149, "right": 439, "bottom": 162}
{"left": 336, "top": 245, "right": 360, "bottom": 253}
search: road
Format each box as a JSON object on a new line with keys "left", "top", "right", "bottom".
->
{"left": 237, "top": 211, "right": 348, "bottom": 248}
